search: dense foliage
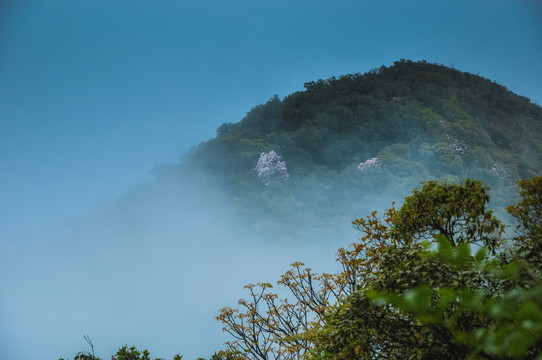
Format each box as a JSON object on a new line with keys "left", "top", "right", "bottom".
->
{"left": 62, "top": 61, "right": 542, "bottom": 359}
{"left": 168, "top": 60, "right": 542, "bottom": 228}
{"left": 216, "top": 177, "right": 542, "bottom": 359}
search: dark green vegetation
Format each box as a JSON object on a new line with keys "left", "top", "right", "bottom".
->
{"left": 166, "top": 59, "right": 542, "bottom": 230}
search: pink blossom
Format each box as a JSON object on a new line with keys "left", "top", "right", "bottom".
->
{"left": 357, "top": 157, "right": 382, "bottom": 171}
{"left": 255, "top": 151, "right": 289, "bottom": 186}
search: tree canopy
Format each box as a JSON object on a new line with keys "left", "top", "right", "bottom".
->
{"left": 217, "top": 177, "right": 542, "bottom": 360}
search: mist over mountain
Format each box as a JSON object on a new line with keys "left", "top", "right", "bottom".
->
{"left": 3, "top": 60, "right": 541, "bottom": 360}
{"left": 159, "top": 59, "right": 542, "bottom": 234}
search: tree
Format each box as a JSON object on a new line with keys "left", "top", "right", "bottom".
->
{"left": 60, "top": 344, "right": 182, "bottom": 360}
{"left": 357, "top": 157, "right": 383, "bottom": 171}
{"left": 255, "top": 151, "right": 290, "bottom": 187}
{"left": 390, "top": 179, "right": 504, "bottom": 252}
{"left": 59, "top": 335, "right": 101, "bottom": 360}
{"left": 313, "top": 178, "right": 542, "bottom": 360}
{"left": 217, "top": 178, "right": 542, "bottom": 360}
{"left": 216, "top": 265, "right": 343, "bottom": 360}
{"left": 111, "top": 346, "right": 153, "bottom": 360}
{"left": 111, "top": 346, "right": 182, "bottom": 360}
{"left": 369, "top": 241, "right": 542, "bottom": 359}
{"left": 507, "top": 176, "right": 542, "bottom": 270}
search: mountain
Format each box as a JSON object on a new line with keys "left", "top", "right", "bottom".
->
{"left": 156, "top": 59, "right": 542, "bottom": 236}
{"left": 36, "top": 60, "right": 542, "bottom": 360}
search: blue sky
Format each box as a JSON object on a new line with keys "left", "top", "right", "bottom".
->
{"left": 0, "top": 0, "right": 541, "bottom": 359}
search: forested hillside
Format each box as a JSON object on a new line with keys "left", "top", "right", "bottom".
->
{"left": 59, "top": 60, "right": 542, "bottom": 360}
{"left": 160, "top": 59, "right": 542, "bottom": 230}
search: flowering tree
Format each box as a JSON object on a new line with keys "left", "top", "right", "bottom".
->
{"left": 255, "top": 151, "right": 289, "bottom": 187}
{"left": 357, "top": 157, "right": 382, "bottom": 171}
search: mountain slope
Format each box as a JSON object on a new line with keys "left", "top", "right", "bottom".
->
{"left": 161, "top": 59, "right": 542, "bottom": 231}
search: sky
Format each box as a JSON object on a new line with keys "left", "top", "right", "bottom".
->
{"left": 0, "top": 0, "right": 541, "bottom": 359}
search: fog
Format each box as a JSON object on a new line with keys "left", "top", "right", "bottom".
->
{"left": 1, "top": 165, "right": 369, "bottom": 360}
{"left": 2, "top": 1, "right": 540, "bottom": 359}
{"left": 0, "top": 141, "right": 516, "bottom": 360}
